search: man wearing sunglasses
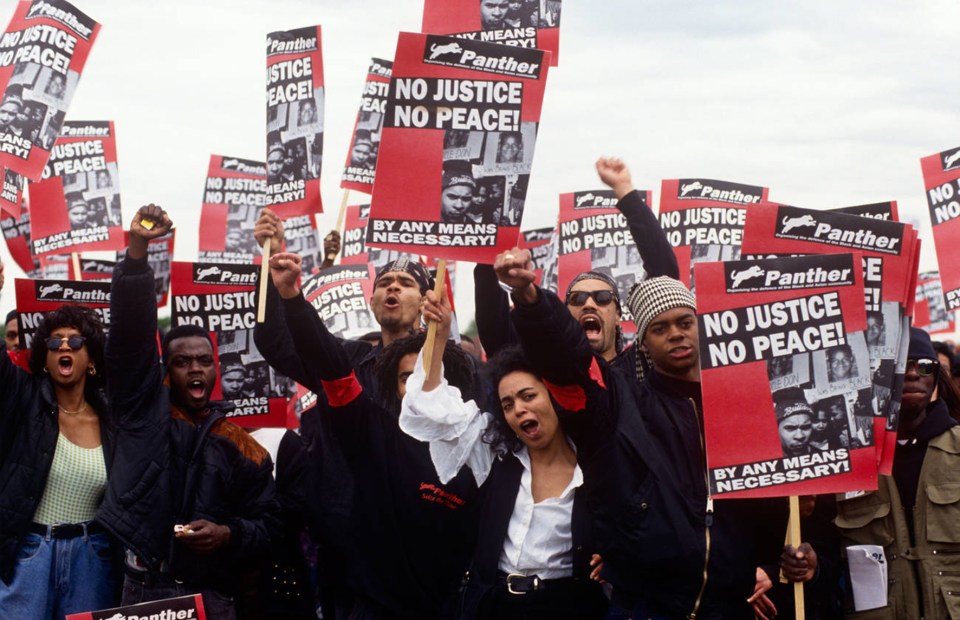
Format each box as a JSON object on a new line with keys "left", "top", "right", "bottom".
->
{"left": 832, "top": 327, "right": 960, "bottom": 619}
{"left": 475, "top": 157, "right": 679, "bottom": 376}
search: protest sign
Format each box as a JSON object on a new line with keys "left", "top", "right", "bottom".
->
{"left": 170, "top": 261, "right": 291, "bottom": 427}
{"left": 695, "top": 253, "right": 877, "bottom": 498}
{"left": 65, "top": 594, "right": 206, "bottom": 620}
{"left": 14, "top": 276, "right": 110, "bottom": 349}
{"left": 1, "top": 203, "right": 35, "bottom": 271}
{"left": 27, "top": 120, "right": 123, "bottom": 256}
{"left": 921, "top": 146, "right": 960, "bottom": 312}
{"left": 914, "top": 271, "right": 954, "bottom": 335}
{"left": 742, "top": 203, "right": 918, "bottom": 474}
{"left": 198, "top": 155, "right": 266, "bottom": 264}
{"left": 831, "top": 201, "right": 899, "bottom": 222}
{"left": 422, "top": 0, "right": 562, "bottom": 65}
{"left": 266, "top": 25, "right": 323, "bottom": 216}
{"left": 301, "top": 264, "right": 378, "bottom": 340}
{"left": 367, "top": 32, "right": 549, "bottom": 263}
{"left": 283, "top": 213, "right": 321, "bottom": 275}
{"left": 69, "top": 256, "right": 111, "bottom": 279}
{"left": 519, "top": 225, "right": 556, "bottom": 291}
{"left": 0, "top": 0, "right": 100, "bottom": 181}
{"left": 340, "top": 202, "right": 419, "bottom": 271}
{"left": 658, "top": 178, "right": 768, "bottom": 291}
{"left": 0, "top": 167, "right": 23, "bottom": 215}
{"left": 341, "top": 58, "right": 391, "bottom": 193}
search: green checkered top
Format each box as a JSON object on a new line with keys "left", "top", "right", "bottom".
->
{"left": 33, "top": 433, "right": 107, "bottom": 525}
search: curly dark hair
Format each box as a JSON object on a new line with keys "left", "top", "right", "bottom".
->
{"left": 29, "top": 305, "right": 106, "bottom": 395}
{"left": 936, "top": 364, "right": 960, "bottom": 422}
{"left": 481, "top": 345, "right": 545, "bottom": 455}
{"left": 374, "top": 332, "right": 477, "bottom": 412}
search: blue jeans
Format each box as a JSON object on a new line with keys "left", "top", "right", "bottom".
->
{"left": 0, "top": 529, "right": 116, "bottom": 619}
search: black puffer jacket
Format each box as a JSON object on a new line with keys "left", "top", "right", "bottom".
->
{"left": 0, "top": 353, "right": 113, "bottom": 583}
{"left": 106, "top": 255, "right": 281, "bottom": 592}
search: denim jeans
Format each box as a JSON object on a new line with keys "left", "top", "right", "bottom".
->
{"left": 0, "top": 529, "right": 116, "bottom": 619}
{"left": 122, "top": 572, "right": 237, "bottom": 620}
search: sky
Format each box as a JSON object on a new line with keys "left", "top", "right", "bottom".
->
{"left": 0, "top": 0, "right": 958, "bottom": 331}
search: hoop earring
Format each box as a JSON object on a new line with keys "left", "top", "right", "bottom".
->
{"left": 87, "top": 366, "right": 97, "bottom": 376}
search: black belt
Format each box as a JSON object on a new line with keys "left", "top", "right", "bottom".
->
{"left": 30, "top": 521, "right": 104, "bottom": 539}
{"left": 497, "top": 572, "right": 578, "bottom": 595}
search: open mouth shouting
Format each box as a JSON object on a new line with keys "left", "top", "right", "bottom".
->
{"left": 579, "top": 312, "right": 604, "bottom": 344}
{"left": 56, "top": 355, "right": 74, "bottom": 377}
{"left": 187, "top": 378, "right": 207, "bottom": 400}
{"left": 518, "top": 417, "right": 541, "bottom": 440}
{"left": 383, "top": 293, "right": 401, "bottom": 311}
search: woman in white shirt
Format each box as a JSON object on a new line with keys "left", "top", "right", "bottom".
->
{"left": 401, "top": 290, "right": 608, "bottom": 620}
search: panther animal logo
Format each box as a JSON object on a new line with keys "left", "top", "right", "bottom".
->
{"left": 576, "top": 193, "right": 595, "bottom": 207}
{"left": 428, "top": 42, "right": 463, "bottom": 60}
{"left": 680, "top": 181, "right": 702, "bottom": 197}
{"left": 196, "top": 266, "right": 222, "bottom": 281}
{"left": 730, "top": 266, "right": 765, "bottom": 289}
{"left": 945, "top": 150, "right": 960, "bottom": 169}
{"left": 39, "top": 283, "right": 63, "bottom": 298}
{"left": 781, "top": 214, "right": 817, "bottom": 234}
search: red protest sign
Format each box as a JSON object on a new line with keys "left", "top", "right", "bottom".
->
{"left": 0, "top": 168, "right": 23, "bottom": 216}
{"left": 301, "top": 264, "right": 378, "bottom": 340}
{"left": 341, "top": 58, "right": 392, "bottom": 193}
{"left": 170, "top": 261, "right": 290, "bottom": 428}
{"left": 831, "top": 201, "right": 899, "bottom": 222}
{"left": 198, "top": 155, "right": 265, "bottom": 264}
{"left": 14, "top": 276, "right": 110, "bottom": 350}
{"left": 65, "top": 594, "right": 206, "bottom": 620}
{"left": 1, "top": 204, "right": 35, "bottom": 271}
{"left": 657, "top": 178, "right": 768, "bottom": 290}
{"left": 519, "top": 225, "right": 556, "bottom": 291}
{"left": 339, "top": 202, "right": 420, "bottom": 271}
{"left": 28, "top": 121, "right": 123, "bottom": 256}
{"left": 915, "top": 271, "right": 955, "bottom": 335}
{"left": 695, "top": 253, "right": 877, "bottom": 498}
{"left": 921, "top": 146, "right": 960, "bottom": 312}
{"left": 367, "top": 32, "right": 549, "bottom": 263}
{"left": 742, "top": 203, "right": 918, "bottom": 475}
{"left": 266, "top": 25, "right": 323, "bottom": 217}
{"left": 0, "top": 0, "right": 100, "bottom": 181}
{"left": 422, "top": 0, "right": 562, "bottom": 66}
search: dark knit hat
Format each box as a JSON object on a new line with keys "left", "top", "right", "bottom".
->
{"left": 626, "top": 276, "right": 697, "bottom": 381}
{"left": 908, "top": 327, "right": 936, "bottom": 359}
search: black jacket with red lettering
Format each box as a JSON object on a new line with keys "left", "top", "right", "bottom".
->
{"left": 269, "top": 290, "right": 480, "bottom": 619}
{"left": 511, "top": 287, "right": 786, "bottom": 619}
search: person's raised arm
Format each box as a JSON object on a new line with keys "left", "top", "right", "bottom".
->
{"left": 106, "top": 204, "right": 173, "bottom": 410}
{"left": 596, "top": 156, "right": 679, "bottom": 279}
{"left": 473, "top": 263, "right": 516, "bottom": 357}
{"left": 268, "top": 252, "right": 354, "bottom": 387}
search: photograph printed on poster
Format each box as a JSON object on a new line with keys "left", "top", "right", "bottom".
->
{"left": 477, "top": 123, "right": 536, "bottom": 176}
{"left": 810, "top": 332, "right": 872, "bottom": 399}
{"left": 766, "top": 352, "right": 811, "bottom": 392}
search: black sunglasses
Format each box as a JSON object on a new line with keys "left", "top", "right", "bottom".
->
{"left": 566, "top": 290, "right": 616, "bottom": 307}
{"left": 907, "top": 357, "right": 939, "bottom": 377}
{"left": 45, "top": 335, "right": 87, "bottom": 351}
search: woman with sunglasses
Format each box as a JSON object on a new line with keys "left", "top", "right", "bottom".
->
{"left": 0, "top": 263, "right": 117, "bottom": 617}
{"left": 401, "top": 291, "right": 608, "bottom": 620}
{"left": 830, "top": 328, "right": 960, "bottom": 618}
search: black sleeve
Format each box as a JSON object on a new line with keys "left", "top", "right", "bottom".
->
{"left": 510, "top": 287, "right": 596, "bottom": 388}
{"left": 618, "top": 189, "right": 680, "bottom": 279}
{"left": 225, "top": 453, "right": 283, "bottom": 560}
{"left": 253, "top": 280, "right": 310, "bottom": 386}
{"left": 474, "top": 263, "right": 517, "bottom": 357}
{"left": 275, "top": 430, "right": 310, "bottom": 533}
{"left": 0, "top": 342, "right": 37, "bottom": 448}
{"left": 281, "top": 291, "right": 355, "bottom": 385}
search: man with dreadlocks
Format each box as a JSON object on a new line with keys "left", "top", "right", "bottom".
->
{"left": 496, "top": 253, "right": 787, "bottom": 619}
{"left": 262, "top": 249, "right": 480, "bottom": 619}
{"left": 474, "top": 157, "right": 678, "bottom": 376}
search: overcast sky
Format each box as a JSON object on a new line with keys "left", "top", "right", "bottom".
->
{"left": 1, "top": 0, "right": 958, "bottom": 329}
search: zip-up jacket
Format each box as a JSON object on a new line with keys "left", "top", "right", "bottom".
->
{"left": 107, "top": 254, "right": 281, "bottom": 593}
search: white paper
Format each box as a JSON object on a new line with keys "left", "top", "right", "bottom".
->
{"left": 847, "top": 544, "right": 888, "bottom": 611}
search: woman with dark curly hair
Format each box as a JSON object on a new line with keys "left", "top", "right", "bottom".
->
{"left": 401, "top": 290, "right": 608, "bottom": 620}
{"left": 0, "top": 264, "right": 116, "bottom": 617}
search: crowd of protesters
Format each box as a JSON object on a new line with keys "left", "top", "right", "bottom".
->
{"left": 0, "top": 158, "right": 958, "bottom": 620}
